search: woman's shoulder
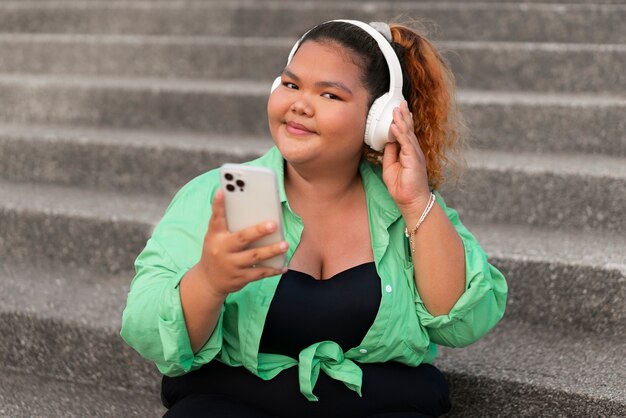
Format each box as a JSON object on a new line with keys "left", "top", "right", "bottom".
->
{"left": 167, "top": 168, "right": 220, "bottom": 208}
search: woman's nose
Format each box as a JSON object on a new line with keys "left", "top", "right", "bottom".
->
{"left": 290, "top": 98, "right": 313, "bottom": 116}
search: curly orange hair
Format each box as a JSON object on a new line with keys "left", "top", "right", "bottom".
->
{"left": 363, "top": 24, "right": 465, "bottom": 190}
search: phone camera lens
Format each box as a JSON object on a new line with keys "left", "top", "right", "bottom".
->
{"left": 225, "top": 173, "right": 234, "bottom": 181}
{"left": 236, "top": 180, "right": 245, "bottom": 188}
{"left": 226, "top": 184, "right": 235, "bottom": 192}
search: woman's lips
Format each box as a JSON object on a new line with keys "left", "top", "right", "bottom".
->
{"left": 285, "top": 121, "right": 314, "bottom": 136}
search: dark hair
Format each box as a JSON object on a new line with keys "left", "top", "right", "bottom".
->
{"left": 297, "top": 21, "right": 464, "bottom": 189}
{"left": 298, "top": 21, "right": 410, "bottom": 108}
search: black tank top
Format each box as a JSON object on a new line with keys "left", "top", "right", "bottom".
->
{"left": 162, "top": 261, "right": 451, "bottom": 417}
{"left": 259, "top": 262, "right": 382, "bottom": 359}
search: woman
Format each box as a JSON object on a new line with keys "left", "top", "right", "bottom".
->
{"left": 121, "top": 20, "right": 507, "bottom": 417}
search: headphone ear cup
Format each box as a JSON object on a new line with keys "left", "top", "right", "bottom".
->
{"left": 365, "top": 95, "right": 404, "bottom": 151}
{"left": 270, "top": 77, "right": 281, "bottom": 93}
{"left": 364, "top": 95, "right": 389, "bottom": 151}
{"left": 364, "top": 96, "right": 384, "bottom": 148}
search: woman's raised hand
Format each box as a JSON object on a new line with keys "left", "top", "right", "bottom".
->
{"left": 382, "top": 100, "right": 432, "bottom": 216}
{"left": 197, "top": 190, "right": 289, "bottom": 297}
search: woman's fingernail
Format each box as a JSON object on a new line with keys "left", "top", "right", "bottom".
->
{"left": 266, "top": 222, "right": 276, "bottom": 231}
{"left": 279, "top": 241, "right": 288, "bottom": 251}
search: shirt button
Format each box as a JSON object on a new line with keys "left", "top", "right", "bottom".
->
{"left": 385, "top": 285, "right": 392, "bottom": 293}
{"left": 359, "top": 348, "right": 368, "bottom": 354}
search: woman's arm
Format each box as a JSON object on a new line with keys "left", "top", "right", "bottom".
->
{"left": 414, "top": 194, "right": 508, "bottom": 347}
{"left": 383, "top": 101, "right": 465, "bottom": 316}
{"left": 401, "top": 197, "right": 465, "bottom": 316}
{"left": 121, "top": 174, "right": 288, "bottom": 373}
{"left": 180, "top": 190, "right": 289, "bottom": 353}
{"left": 179, "top": 264, "right": 227, "bottom": 353}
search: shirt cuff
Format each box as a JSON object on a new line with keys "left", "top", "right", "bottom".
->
{"left": 414, "top": 236, "right": 507, "bottom": 348}
{"left": 156, "top": 268, "right": 224, "bottom": 376}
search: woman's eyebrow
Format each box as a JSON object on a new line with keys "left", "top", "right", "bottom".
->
{"left": 283, "top": 69, "right": 353, "bottom": 96}
{"left": 316, "top": 80, "right": 353, "bottom": 96}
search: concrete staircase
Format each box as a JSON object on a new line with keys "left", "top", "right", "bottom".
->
{"left": 0, "top": 1, "right": 624, "bottom": 416}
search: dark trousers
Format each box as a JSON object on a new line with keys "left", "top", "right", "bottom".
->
{"left": 162, "top": 361, "right": 451, "bottom": 418}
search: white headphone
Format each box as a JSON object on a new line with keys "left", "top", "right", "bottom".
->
{"left": 270, "top": 19, "right": 405, "bottom": 151}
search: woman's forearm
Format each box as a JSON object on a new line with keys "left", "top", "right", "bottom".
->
{"left": 179, "top": 263, "right": 227, "bottom": 353}
{"left": 404, "top": 202, "right": 465, "bottom": 316}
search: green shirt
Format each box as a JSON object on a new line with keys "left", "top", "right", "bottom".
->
{"left": 121, "top": 146, "right": 508, "bottom": 401}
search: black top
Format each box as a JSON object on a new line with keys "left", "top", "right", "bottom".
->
{"left": 259, "top": 262, "right": 381, "bottom": 358}
{"left": 161, "top": 261, "right": 451, "bottom": 417}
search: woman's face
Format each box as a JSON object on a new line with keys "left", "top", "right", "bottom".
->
{"left": 267, "top": 40, "right": 371, "bottom": 168}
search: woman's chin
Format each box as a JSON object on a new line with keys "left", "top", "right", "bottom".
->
{"left": 273, "top": 137, "right": 321, "bottom": 165}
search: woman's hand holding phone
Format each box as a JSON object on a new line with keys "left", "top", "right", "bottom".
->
{"left": 180, "top": 189, "right": 287, "bottom": 353}
{"left": 180, "top": 165, "right": 288, "bottom": 352}
{"left": 197, "top": 189, "right": 289, "bottom": 298}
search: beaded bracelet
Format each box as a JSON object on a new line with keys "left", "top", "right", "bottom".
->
{"left": 404, "top": 192, "right": 436, "bottom": 254}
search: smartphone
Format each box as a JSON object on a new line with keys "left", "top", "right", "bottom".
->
{"left": 219, "top": 164, "right": 286, "bottom": 270}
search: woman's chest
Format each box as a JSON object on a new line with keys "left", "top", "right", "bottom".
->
{"left": 288, "top": 208, "right": 373, "bottom": 280}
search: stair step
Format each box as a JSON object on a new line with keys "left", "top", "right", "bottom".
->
{"left": 439, "top": 318, "right": 626, "bottom": 417}
{"left": 1, "top": 34, "right": 624, "bottom": 94}
{"left": 0, "top": 1, "right": 624, "bottom": 44}
{"left": 0, "top": 262, "right": 162, "bottom": 393}
{"left": 255, "top": 0, "right": 626, "bottom": 3}
{"left": 0, "top": 74, "right": 271, "bottom": 132}
{"left": 0, "top": 34, "right": 288, "bottom": 83}
{"left": 445, "top": 150, "right": 626, "bottom": 233}
{"left": 0, "top": 369, "right": 163, "bottom": 417}
{"left": 461, "top": 90, "right": 626, "bottom": 157}
{"left": 0, "top": 179, "right": 168, "bottom": 273}
{"left": 445, "top": 41, "right": 626, "bottom": 94}
{"left": 467, "top": 221, "right": 626, "bottom": 338}
{"left": 0, "top": 123, "right": 271, "bottom": 194}
{"left": 0, "top": 75, "right": 623, "bottom": 156}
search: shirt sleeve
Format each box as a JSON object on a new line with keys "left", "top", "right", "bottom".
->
{"left": 120, "top": 173, "right": 224, "bottom": 376}
{"left": 414, "top": 191, "right": 508, "bottom": 348}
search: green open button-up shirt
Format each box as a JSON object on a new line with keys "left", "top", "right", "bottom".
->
{"left": 121, "top": 147, "right": 507, "bottom": 401}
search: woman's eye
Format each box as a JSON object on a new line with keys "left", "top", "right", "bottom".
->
{"left": 283, "top": 82, "right": 298, "bottom": 90}
{"left": 322, "top": 93, "right": 341, "bottom": 100}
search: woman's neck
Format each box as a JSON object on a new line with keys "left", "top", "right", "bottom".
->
{"left": 284, "top": 159, "right": 363, "bottom": 207}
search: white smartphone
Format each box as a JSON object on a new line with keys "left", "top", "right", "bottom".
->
{"left": 219, "top": 164, "right": 286, "bottom": 270}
